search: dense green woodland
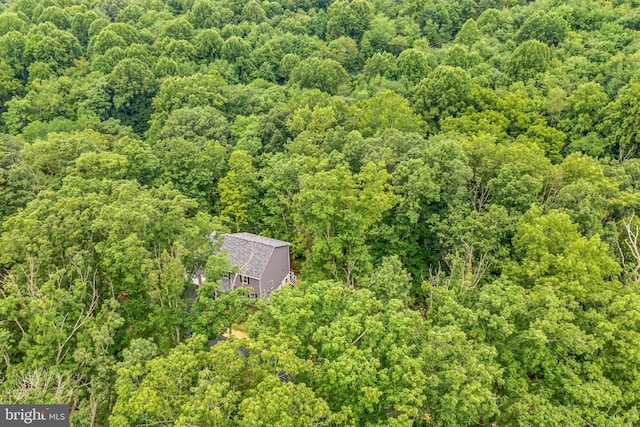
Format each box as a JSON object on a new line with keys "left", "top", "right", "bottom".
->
{"left": 2, "top": 0, "right": 640, "bottom": 424}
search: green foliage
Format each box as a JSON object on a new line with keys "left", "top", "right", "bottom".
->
{"left": 0, "top": 170, "right": 222, "bottom": 420}
{"left": 354, "top": 90, "right": 425, "bottom": 137}
{"left": 161, "top": 106, "right": 230, "bottom": 144}
{"left": 24, "top": 23, "right": 82, "bottom": 71}
{"left": 0, "top": 61, "right": 21, "bottom": 108}
{"left": 397, "top": 48, "right": 435, "bottom": 87}
{"left": 37, "top": 7, "right": 70, "bottom": 30}
{"left": 289, "top": 57, "right": 350, "bottom": 95}
{"left": 0, "top": 0, "right": 639, "bottom": 424}
{"left": 151, "top": 72, "right": 226, "bottom": 115}
{"left": 326, "top": 36, "right": 361, "bottom": 73}
{"left": 455, "top": 18, "right": 481, "bottom": 45}
{"left": 506, "top": 39, "right": 551, "bottom": 81}
{"left": 413, "top": 66, "right": 474, "bottom": 128}
{"left": 0, "top": 12, "right": 26, "bottom": 36}
{"left": 326, "top": 0, "right": 373, "bottom": 42}
{"left": 110, "top": 333, "right": 336, "bottom": 426}
{"left": 0, "top": 175, "right": 216, "bottom": 351}
{"left": 0, "top": 133, "right": 38, "bottom": 222}
{"left": 293, "top": 163, "right": 397, "bottom": 285}
{"left": 0, "top": 30, "right": 27, "bottom": 74}
{"left": 189, "top": 0, "right": 223, "bottom": 29}
{"left": 154, "top": 137, "right": 226, "bottom": 211}
{"left": 512, "top": 207, "right": 620, "bottom": 303}
{"left": 362, "top": 51, "right": 398, "bottom": 80}
{"left": 603, "top": 82, "right": 640, "bottom": 160}
{"left": 516, "top": 11, "right": 569, "bottom": 46}
{"left": 560, "top": 82, "right": 608, "bottom": 156}
{"left": 107, "top": 58, "right": 157, "bottom": 131}
{"left": 241, "top": 0, "right": 266, "bottom": 24}
{"left": 520, "top": 121, "right": 566, "bottom": 164}
{"left": 218, "top": 150, "right": 260, "bottom": 231}
{"left": 360, "top": 14, "right": 396, "bottom": 58}
{"left": 194, "top": 28, "right": 222, "bottom": 60}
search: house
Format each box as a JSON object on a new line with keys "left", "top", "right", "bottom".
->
{"left": 192, "top": 233, "right": 295, "bottom": 298}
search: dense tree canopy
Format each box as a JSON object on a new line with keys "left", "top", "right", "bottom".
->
{"left": 2, "top": 0, "right": 640, "bottom": 425}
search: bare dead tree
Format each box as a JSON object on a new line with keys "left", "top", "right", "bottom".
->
{"left": 471, "top": 180, "right": 492, "bottom": 212}
{"left": 618, "top": 143, "right": 636, "bottom": 163}
{"left": 55, "top": 260, "right": 100, "bottom": 366}
{"left": 427, "top": 263, "right": 450, "bottom": 290}
{"left": 344, "top": 259, "right": 356, "bottom": 289}
{"left": 616, "top": 240, "right": 625, "bottom": 271}
{"left": 541, "top": 170, "right": 563, "bottom": 206}
{"left": 21, "top": 257, "right": 41, "bottom": 300}
{"left": 460, "top": 238, "right": 489, "bottom": 293}
{"left": 623, "top": 215, "right": 640, "bottom": 282}
{"left": 425, "top": 263, "right": 450, "bottom": 311}
{"left": 1, "top": 346, "right": 10, "bottom": 367}
{"left": 434, "top": 239, "right": 490, "bottom": 299}
{"left": 5, "top": 369, "right": 79, "bottom": 404}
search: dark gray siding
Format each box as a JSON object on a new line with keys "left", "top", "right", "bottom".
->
{"left": 229, "top": 273, "right": 261, "bottom": 296}
{"left": 261, "top": 246, "right": 291, "bottom": 296}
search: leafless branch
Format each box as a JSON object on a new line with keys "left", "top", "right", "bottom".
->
{"left": 55, "top": 267, "right": 99, "bottom": 366}
{"left": 351, "top": 330, "right": 366, "bottom": 346}
{"left": 623, "top": 215, "right": 640, "bottom": 282}
{"left": 616, "top": 240, "right": 625, "bottom": 270}
{"left": 619, "top": 143, "right": 636, "bottom": 163}
{"left": 460, "top": 239, "right": 489, "bottom": 292}
{"left": 470, "top": 180, "right": 492, "bottom": 212}
{"left": 344, "top": 259, "right": 356, "bottom": 289}
{"left": 1, "top": 349, "right": 10, "bottom": 367}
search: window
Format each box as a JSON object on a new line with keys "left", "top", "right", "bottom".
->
{"left": 240, "top": 275, "right": 249, "bottom": 285}
{"left": 241, "top": 291, "right": 257, "bottom": 300}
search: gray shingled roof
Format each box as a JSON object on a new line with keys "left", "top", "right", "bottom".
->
{"left": 220, "top": 233, "right": 290, "bottom": 279}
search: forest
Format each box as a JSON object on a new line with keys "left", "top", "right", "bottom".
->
{"left": 1, "top": 0, "right": 640, "bottom": 424}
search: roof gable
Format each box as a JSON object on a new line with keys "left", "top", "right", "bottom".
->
{"left": 229, "top": 232, "right": 290, "bottom": 248}
{"left": 220, "top": 233, "right": 290, "bottom": 279}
